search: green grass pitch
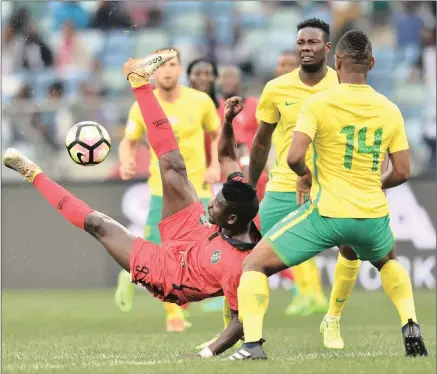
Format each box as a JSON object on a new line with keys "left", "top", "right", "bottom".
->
{"left": 2, "top": 289, "right": 436, "bottom": 374}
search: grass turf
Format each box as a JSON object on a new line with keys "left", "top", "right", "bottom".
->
{"left": 2, "top": 289, "right": 436, "bottom": 374}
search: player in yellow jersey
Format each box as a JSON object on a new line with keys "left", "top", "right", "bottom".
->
{"left": 250, "top": 18, "right": 337, "bottom": 316}
{"left": 231, "top": 30, "right": 428, "bottom": 360}
{"left": 115, "top": 49, "right": 221, "bottom": 332}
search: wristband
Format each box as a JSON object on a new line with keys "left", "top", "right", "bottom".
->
{"left": 199, "top": 347, "right": 214, "bottom": 358}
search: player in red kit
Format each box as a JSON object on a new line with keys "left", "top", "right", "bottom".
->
{"left": 3, "top": 49, "right": 260, "bottom": 357}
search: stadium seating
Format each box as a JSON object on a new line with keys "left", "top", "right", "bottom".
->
{"left": 102, "top": 31, "right": 134, "bottom": 68}
{"left": 135, "top": 31, "right": 169, "bottom": 56}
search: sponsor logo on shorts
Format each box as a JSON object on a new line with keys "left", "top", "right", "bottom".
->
{"left": 210, "top": 250, "right": 221, "bottom": 264}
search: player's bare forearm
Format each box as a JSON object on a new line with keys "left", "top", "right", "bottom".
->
{"left": 249, "top": 121, "right": 276, "bottom": 186}
{"left": 287, "top": 131, "right": 312, "bottom": 176}
{"left": 381, "top": 150, "right": 410, "bottom": 189}
{"left": 208, "top": 312, "right": 243, "bottom": 356}
{"left": 218, "top": 97, "right": 246, "bottom": 177}
{"left": 288, "top": 158, "right": 309, "bottom": 176}
{"left": 218, "top": 119, "right": 238, "bottom": 163}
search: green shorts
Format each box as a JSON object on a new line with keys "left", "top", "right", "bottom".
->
{"left": 144, "top": 195, "right": 210, "bottom": 244}
{"left": 265, "top": 201, "right": 395, "bottom": 266}
{"left": 259, "top": 191, "right": 301, "bottom": 235}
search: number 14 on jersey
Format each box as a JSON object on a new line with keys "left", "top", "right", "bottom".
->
{"left": 341, "top": 125, "right": 383, "bottom": 172}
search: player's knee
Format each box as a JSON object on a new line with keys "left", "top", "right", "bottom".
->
{"left": 84, "top": 212, "right": 107, "bottom": 238}
{"left": 372, "top": 250, "right": 397, "bottom": 271}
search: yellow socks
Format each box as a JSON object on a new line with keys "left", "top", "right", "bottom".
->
{"left": 292, "top": 260, "right": 313, "bottom": 297}
{"left": 328, "top": 253, "right": 361, "bottom": 318}
{"left": 308, "top": 258, "right": 327, "bottom": 303}
{"left": 238, "top": 271, "right": 269, "bottom": 343}
{"left": 164, "top": 302, "right": 185, "bottom": 321}
{"left": 381, "top": 260, "right": 417, "bottom": 326}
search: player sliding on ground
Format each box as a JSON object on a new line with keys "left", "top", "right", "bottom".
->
{"left": 3, "top": 50, "right": 259, "bottom": 358}
{"left": 231, "top": 30, "right": 428, "bottom": 360}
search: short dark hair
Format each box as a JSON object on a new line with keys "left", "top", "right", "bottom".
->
{"left": 297, "top": 18, "right": 330, "bottom": 41}
{"left": 222, "top": 180, "right": 259, "bottom": 225}
{"left": 336, "top": 29, "right": 372, "bottom": 65}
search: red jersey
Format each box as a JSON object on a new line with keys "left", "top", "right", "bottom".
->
{"left": 130, "top": 175, "right": 261, "bottom": 311}
{"left": 168, "top": 215, "right": 260, "bottom": 311}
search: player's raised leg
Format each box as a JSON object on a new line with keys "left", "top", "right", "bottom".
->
{"left": 123, "top": 50, "right": 198, "bottom": 220}
{"left": 371, "top": 247, "right": 428, "bottom": 357}
{"left": 2, "top": 149, "right": 137, "bottom": 272}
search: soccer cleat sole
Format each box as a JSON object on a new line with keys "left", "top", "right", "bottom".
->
{"left": 404, "top": 336, "right": 428, "bottom": 357}
{"left": 123, "top": 49, "right": 178, "bottom": 82}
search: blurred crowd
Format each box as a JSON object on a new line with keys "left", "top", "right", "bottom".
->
{"left": 2, "top": 1, "right": 436, "bottom": 180}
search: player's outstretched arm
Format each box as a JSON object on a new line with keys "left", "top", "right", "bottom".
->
{"left": 381, "top": 150, "right": 410, "bottom": 189}
{"left": 200, "top": 310, "right": 243, "bottom": 357}
{"left": 248, "top": 121, "right": 276, "bottom": 187}
{"left": 218, "top": 97, "right": 245, "bottom": 178}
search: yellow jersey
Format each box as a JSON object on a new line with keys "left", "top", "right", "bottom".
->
{"left": 256, "top": 67, "right": 338, "bottom": 193}
{"left": 295, "top": 83, "right": 409, "bottom": 218}
{"left": 125, "top": 85, "right": 220, "bottom": 198}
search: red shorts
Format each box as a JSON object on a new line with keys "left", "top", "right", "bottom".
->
{"left": 130, "top": 202, "right": 210, "bottom": 303}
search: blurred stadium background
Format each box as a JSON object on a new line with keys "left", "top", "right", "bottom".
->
{"left": 1, "top": 2, "right": 436, "bottom": 372}
{"left": 2, "top": 1, "right": 436, "bottom": 180}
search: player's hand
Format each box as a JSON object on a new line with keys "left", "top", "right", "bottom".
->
{"left": 120, "top": 160, "right": 136, "bottom": 180}
{"left": 296, "top": 169, "right": 312, "bottom": 205}
{"left": 224, "top": 96, "right": 244, "bottom": 122}
{"left": 204, "top": 165, "right": 221, "bottom": 185}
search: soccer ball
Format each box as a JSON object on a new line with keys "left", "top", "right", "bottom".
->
{"left": 65, "top": 121, "right": 111, "bottom": 166}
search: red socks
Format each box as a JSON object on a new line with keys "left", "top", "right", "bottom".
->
{"left": 33, "top": 173, "right": 93, "bottom": 230}
{"left": 132, "top": 85, "right": 179, "bottom": 158}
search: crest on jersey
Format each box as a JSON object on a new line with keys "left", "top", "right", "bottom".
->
{"left": 210, "top": 250, "right": 221, "bottom": 264}
{"left": 200, "top": 215, "right": 209, "bottom": 226}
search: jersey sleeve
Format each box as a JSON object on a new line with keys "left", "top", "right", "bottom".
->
{"left": 124, "top": 102, "right": 145, "bottom": 141}
{"left": 294, "top": 97, "right": 321, "bottom": 140}
{"left": 388, "top": 106, "right": 409, "bottom": 153}
{"left": 202, "top": 95, "right": 221, "bottom": 133}
{"left": 222, "top": 273, "right": 241, "bottom": 311}
{"left": 256, "top": 82, "right": 280, "bottom": 125}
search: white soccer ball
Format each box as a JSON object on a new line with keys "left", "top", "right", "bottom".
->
{"left": 65, "top": 121, "right": 111, "bottom": 166}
